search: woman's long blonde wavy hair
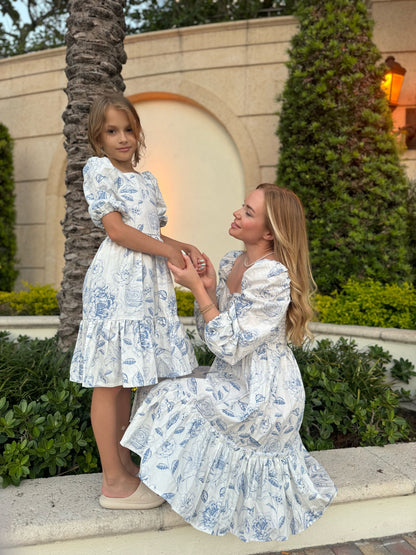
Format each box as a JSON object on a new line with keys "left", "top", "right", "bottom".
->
{"left": 257, "top": 184, "right": 316, "bottom": 346}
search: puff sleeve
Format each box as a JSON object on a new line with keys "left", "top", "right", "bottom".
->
{"left": 141, "top": 170, "right": 168, "bottom": 228}
{"left": 83, "top": 156, "right": 130, "bottom": 229}
{"left": 201, "top": 261, "right": 291, "bottom": 365}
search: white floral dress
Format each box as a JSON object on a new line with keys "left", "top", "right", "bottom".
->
{"left": 121, "top": 250, "right": 336, "bottom": 542}
{"left": 70, "top": 156, "right": 197, "bottom": 388}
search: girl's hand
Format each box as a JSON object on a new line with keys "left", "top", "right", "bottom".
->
{"left": 168, "top": 253, "right": 201, "bottom": 291}
{"left": 184, "top": 244, "right": 205, "bottom": 274}
{"left": 167, "top": 248, "right": 186, "bottom": 269}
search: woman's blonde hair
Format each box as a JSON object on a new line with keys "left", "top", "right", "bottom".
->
{"left": 87, "top": 92, "right": 145, "bottom": 165}
{"left": 256, "top": 183, "right": 316, "bottom": 346}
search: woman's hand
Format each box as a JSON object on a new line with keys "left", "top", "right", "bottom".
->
{"left": 198, "top": 254, "right": 217, "bottom": 295}
{"left": 168, "top": 252, "right": 201, "bottom": 291}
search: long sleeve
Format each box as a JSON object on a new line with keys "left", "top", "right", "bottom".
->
{"left": 202, "top": 261, "right": 290, "bottom": 365}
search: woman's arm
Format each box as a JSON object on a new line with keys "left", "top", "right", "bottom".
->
{"left": 168, "top": 254, "right": 219, "bottom": 323}
{"left": 102, "top": 211, "right": 185, "bottom": 268}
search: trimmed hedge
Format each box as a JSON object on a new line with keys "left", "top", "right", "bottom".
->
{"left": 314, "top": 279, "right": 416, "bottom": 330}
{"left": 0, "top": 283, "right": 59, "bottom": 316}
{"left": 0, "top": 123, "right": 18, "bottom": 291}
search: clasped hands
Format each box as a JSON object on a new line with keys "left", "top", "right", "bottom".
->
{"left": 168, "top": 251, "right": 216, "bottom": 295}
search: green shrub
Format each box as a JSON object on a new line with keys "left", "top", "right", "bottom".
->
{"left": 277, "top": 0, "right": 412, "bottom": 294}
{"left": 294, "top": 338, "right": 413, "bottom": 451}
{"left": 0, "top": 123, "right": 18, "bottom": 291}
{"left": 408, "top": 180, "right": 416, "bottom": 280}
{"left": 0, "top": 383, "right": 99, "bottom": 488}
{"left": 0, "top": 333, "right": 413, "bottom": 487}
{"left": 0, "top": 284, "right": 189, "bottom": 317}
{"left": 0, "top": 333, "right": 99, "bottom": 487}
{"left": 314, "top": 279, "right": 416, "bottom": 329}
{"left": 0, "top": 334, "right": 73, "bottom": 402}
{"left": 0, "top": 282, "right": 59, "bottom": 316}
{"left": 175, "top": 288, "right": 195, "bottom": 317}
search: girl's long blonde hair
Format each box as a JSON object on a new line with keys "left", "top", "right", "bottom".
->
{"left": 87, "top": 92, "right": 145, "bottom": 165}
{"left": 257, "top": 183, "right": 316, "bottom": 346}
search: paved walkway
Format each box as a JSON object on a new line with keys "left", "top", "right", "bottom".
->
{"left": 266, "top": 533, "right": 416, "bottom": 554}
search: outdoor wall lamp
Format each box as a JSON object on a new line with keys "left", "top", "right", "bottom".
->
{"left": 381, "top": 56, "right": 416, "bottom": 149}
{"left": 381, "top": 56, "right": 406, "bottom": 109}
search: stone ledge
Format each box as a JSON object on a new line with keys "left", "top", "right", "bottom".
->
{"left": 1, "top": 442, "right": 415, "bottom": 551}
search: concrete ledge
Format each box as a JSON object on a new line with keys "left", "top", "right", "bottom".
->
{"left": 1, "top": 443, "right": 415, "bottom": 554}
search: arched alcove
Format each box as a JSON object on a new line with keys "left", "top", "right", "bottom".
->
{"left": 45, "top": 138, "right": 66, "bottom": 290}
{"left": 45, "top": 88, "right": 256, "bottom": 290}
{"left": 130, "top": 91, "right": 249, "bottom": 271}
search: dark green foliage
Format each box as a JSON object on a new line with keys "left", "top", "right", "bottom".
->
{"left": 0, "top": 124, "right": 18, "bottom": 291}
{"left": 407, "top": 180, "right": 416, "bottom": 275}
{"left": 313, "top": 279, "right": 416, "bottom": 329}
{"left": 0, "top": 0, "right": 67, "bottom": 58}
{"left": 127, "top": 0, "right": 297, "bottom": 33}
{"left": 0, "top": 333, "right": 99, "bottom": 487}
{"left": 277, "top": 0, "right": 412, "bottom": 294}
{"left": 186, "top": 330, "right": 216, "bottom": 366}
{"left": 294, "top": 339, "right": 412, "bottom": 450}
{"left": 390, "top": 357, "right": 416, "bottom": 384}
{"left": 1, "top": 332, "right": 413, "bottom": 486}
{"left": 1, "top": 0, "right": 298, "bottom": 57}
{"left": 0, "top": 334, "right": 73, "bottom": 402}
{"left": 0, "top": 385, "right": 99, "bottom": 488}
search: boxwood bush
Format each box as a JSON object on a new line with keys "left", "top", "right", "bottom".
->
{"left": 0, "top": 282, "right": 59, "bottom": 316}
{"left": 314, "top": 279, "right": 416, "bottom": 329}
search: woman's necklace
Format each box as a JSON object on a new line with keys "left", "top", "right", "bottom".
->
{"left": 243, "top": 250, "right": 274, "bottom": 268}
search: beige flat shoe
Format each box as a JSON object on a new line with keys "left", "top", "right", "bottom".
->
{"left": 99, "top": 481, "right": 165, "bottom": 510}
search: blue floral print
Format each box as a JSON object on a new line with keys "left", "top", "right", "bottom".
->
{"left": 121, "top": 251, "right": 336, "bottom": 542}
{"left": 70, "top": 156, "right": 197, "bottom": 388}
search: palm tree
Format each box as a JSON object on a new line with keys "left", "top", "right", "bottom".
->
{"left": 59, "top": 0, "right": 127, "bottom": 349}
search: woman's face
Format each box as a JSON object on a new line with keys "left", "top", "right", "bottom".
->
{"left": 229, "top": 189, "right": 270, "bottom": 246}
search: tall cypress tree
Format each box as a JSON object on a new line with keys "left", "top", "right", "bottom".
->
{"left": 277, "top": 0, "right": 412, "bottom": 294}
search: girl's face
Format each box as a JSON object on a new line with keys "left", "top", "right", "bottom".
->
{"left": 229, "top": 189, "right": 272, "bottom": 246}
{"left": 99, "top": 106, "right": 137, "bottom": 172}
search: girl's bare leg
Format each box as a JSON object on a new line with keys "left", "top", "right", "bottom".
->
{"left": 117, "top": 387, "right": 140, "bottom": 476}
{"left": 91, "top": 386, "right": 139, "bottom": 497}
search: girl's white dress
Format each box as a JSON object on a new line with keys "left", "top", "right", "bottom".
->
{"left": 121, "top": 250, "right": 336, "bottom": 542}
{"left": 70, "top": 156, "right": 197, "bottom": 388}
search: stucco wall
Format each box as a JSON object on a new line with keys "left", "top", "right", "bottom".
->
{"left": 0, "top": 3, "right": 414, "bottom": 291}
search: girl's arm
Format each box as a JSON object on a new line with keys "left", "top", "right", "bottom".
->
{"left": 161, "top": 234, "right": 203, "bottom": 271}
{"left": 102, "top": 211, "right": 185, "bottom": 268}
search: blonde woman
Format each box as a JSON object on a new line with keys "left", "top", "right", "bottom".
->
{"left": 122, "top": 184, "right": 336, "bottom": 542}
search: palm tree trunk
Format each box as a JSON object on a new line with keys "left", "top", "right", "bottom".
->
{"left": 59, "top": 0, "right": 127, "bottom": 349}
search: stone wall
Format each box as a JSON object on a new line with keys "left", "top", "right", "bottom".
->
{"left": 0, "top": 2, "right": 414, "bottom": 290}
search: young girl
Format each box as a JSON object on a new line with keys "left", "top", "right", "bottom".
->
{"left": 121, "top": 184, "right": 337, "bottom": 541}
{"left": 70, "top": 92, "right": 202, "bottom": 509}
